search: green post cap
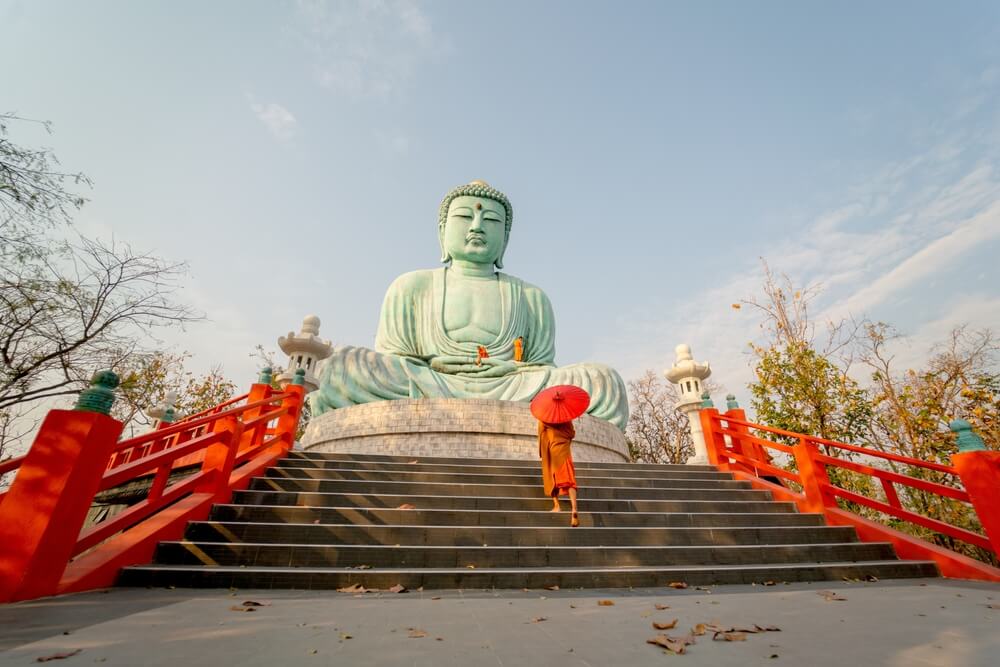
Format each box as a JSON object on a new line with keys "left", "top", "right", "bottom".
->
{"left": 258, "top": 367, "right": 273, "bottom": 385}
{"left": 162, "top": 406, "right": 176, "bottom": 424}
{"left": 292, "top": 368, "right": 306, "bottom": 386}
{"left": 74, "top": 370, "right": 120, "bottom": 415}
{"left": 700, "top": 390, "right": 714, "bottom": 409}
{"left": 950, "top": 419, "right": 987, "bottom": 452}
{"left": 726, "top": 394, "right": 739, "bottom": 410}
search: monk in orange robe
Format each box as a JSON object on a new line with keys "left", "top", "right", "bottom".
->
{"left": 538, "top": 420, "right": 580, "bottom": 527}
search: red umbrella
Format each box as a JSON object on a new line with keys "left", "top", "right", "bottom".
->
{"left": 530, "top": 385, "right": 590, "bottom": 424}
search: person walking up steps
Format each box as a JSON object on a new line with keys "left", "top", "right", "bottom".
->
{"left": 531, "top": 385, "right": 591, "bottom": 528}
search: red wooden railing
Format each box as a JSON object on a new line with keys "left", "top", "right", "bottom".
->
{"left": 0, "top": 375, "right": 305, "bottom": 603}
{"left": 700, "top": 405, "right": 1000, "bottom": 581}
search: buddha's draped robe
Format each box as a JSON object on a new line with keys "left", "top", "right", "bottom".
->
{"left": 538, "top": 421, "right": 577, "bottom": 497}
{"left": 311, "top": 268, "right": 629, "bottom": 429}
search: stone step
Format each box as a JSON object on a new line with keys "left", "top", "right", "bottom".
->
{"left": 153, "top": 540, "right": 898, "bottom": 569}
{"left": 184, "top": 521, "right": 859, "bottom": 547}
{"left": 209, "top": 504, "right": 825, "bottom": 528}
{"left": 118, "top": 559, "right": 939, "bottom": 590}
{"left": 286, "top": 451, "right": 716, "bottom": 472}
{"left": 265, "top": 466, "right": 747, "bottom": 489}
{"left": 276, "top": 458, "right": 733, "bottom": 480}
{"left": 231, "top": 490, "right": 797, "bottom": 513}
{"left": 249, "top": 477, "right": 769, "bottom": 501}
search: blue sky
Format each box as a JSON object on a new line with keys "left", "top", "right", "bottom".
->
{"left": 3, "top": 0, "right": 1000, "bottom": 402}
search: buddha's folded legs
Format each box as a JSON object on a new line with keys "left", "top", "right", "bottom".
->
{"left": 311, "top": 346, "right": 629, "bottom": 430}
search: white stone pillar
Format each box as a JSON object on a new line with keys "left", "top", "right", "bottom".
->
{"left": 663, "top": 344, "right": 712, "bottom": 465}
{"left": 277, "top": 315, "right": 333, "bottom": 393}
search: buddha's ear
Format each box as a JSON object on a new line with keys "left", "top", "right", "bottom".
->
{"left": 438, "top": 224, "right": 451, "bottom": 264}
{"left": 494, "top": 231, "right": 510, "bottom": 270}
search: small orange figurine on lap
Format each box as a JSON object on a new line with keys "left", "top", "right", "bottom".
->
{"left": 531, "top": 385, "right": 590, "bottom": 527}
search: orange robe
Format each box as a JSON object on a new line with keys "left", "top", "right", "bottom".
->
{"left": 538, "top": 421, "right": 578, "bottom": 497}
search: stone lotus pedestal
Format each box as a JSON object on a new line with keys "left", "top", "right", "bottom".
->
{"left": 301, "top": 398, "right": 629, "bottom": 463}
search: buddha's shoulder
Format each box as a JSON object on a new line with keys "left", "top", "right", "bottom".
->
{"left": 500, "top": 273, "right": 552, "bottom": 303}
{"left": 384, "top": 269, "right": 437, "bottom": 295}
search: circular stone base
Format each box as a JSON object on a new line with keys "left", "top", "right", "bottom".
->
{"left": 301, "top": 398, "right": 629, "bottom": 463}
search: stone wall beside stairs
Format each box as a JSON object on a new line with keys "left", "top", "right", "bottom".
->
{"left": 301, "top": 398, "right": 629, "bottom": 462}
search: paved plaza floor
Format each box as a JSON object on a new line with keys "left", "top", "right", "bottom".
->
{"left": 0, "top": 578, "right": 997, "bottom": 666}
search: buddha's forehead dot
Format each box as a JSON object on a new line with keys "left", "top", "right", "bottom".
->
{"left": 476, "top": 203, "right": 482, "bottom": 210}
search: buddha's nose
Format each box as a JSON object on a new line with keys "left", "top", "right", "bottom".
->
{"left": 470, "top": 214, "right": 484, "bottom": 230}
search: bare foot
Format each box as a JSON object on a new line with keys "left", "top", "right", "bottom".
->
{"left": 570, "top": 512, "right": 580, "bottom": 527}
{"left": 549, "top": 504, "right": 561, "bottom": 512}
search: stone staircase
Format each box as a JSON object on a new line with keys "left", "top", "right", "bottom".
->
{"left": 118, "top": 451, "right": 937, "bottom": 589}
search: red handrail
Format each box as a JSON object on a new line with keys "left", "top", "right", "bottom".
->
{"left": 0, "top": 379, "right": 306, "bottom": 603}
{"left": 700, "top": 407, "right": 1000, "bottom": 581}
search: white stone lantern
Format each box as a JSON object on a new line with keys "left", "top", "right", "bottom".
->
{"left": 146, "top": 391, "right": 178, "bottom": 427}
{"left": 277, "top": 315, "right": 333, "bottom": 393}
{"left": 664, "top": 343, "right": 712, "bottom": 465}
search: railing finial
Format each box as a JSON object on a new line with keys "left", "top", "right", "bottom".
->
{"left": 73, "top": 370, "right": 119, "bottom": 416}
{"left": 258, "top": 367, "right": 273, "bottom": 385}
{"left": 700, "top": 390, "right": 714, "bottom": 409}
{"left": 292, "top": 368, "right": 306, "bottom": 386}
{"left": 726, "top": 394, "right": 739, "bottom": 410}
{"left": 950, "top": 419, "right": 987, "bottom": 452}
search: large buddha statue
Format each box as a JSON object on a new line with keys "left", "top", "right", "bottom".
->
{"left": 311, "top": 180, "right": 629, "bottom": 429}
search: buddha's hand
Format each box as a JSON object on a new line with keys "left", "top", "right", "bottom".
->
{"left": 429, "top": 356, "right": 522, "bottom": 377}
{"left": 429, "top": 355, "right": 481, "bottom": 374}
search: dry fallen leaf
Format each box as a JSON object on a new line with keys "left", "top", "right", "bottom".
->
{"left": 388, "top": 584, "right": 408, "bottom": 594}
{"left": 465, "top": 564, "right": 476, "bottom": 569}
{"left": 242, "top": 600, "right": 270, "bottom": 607}
{"left": 531, "top": 617, "right": 548, "bottom": 623}
{"left": 407, "top": 460, "right": 419, "bottom": 464}
{"left": 762, "top": 581, "right": 777, "bottom": 586}
{"left": 652, "top": 619, "right": 678, "bottom": 630}
{"left": 755, "top": 624, "right": 782, "bottom": 632}
{"left": 864, "top": 574, "right": 880, "bottom": 582}
{"left": 667, "top": 582, "right": 689, "bottom": 589}
{"left": 598, "top": 600, "right": 615, "bottom": 606}
{"left": 229, "top": 605, "right": 256, "bottom": 612}
{"left": 987, "top": 604, "right": 1000, "bottom": 610}
{"left": 396, "top": 503, "right": 417, "bottom": 510}
{"left": 691, "top": 623, "right": 707, "bottom": 636}
{"left": 408, "top": 628, "right": 428, "bottom": 638}
{"left": 731, "top": 303, "right": 742, "bottom": 310}
{"left": 714, "top": 632, "right": 747, "bottom": 642}
{"left": 545, "top": 585, "right": 560, "bottom": 591}
{"left": 340, "top": 633, "right": 353, "bottom": 640}
{"left": 35, "top": 650, "right": 82, "bottom": 662}
{"left": 646, "top": 634, "right": 695, "bottom": 655}
{"left": 431, "top": 596, "right": 442, "bottom": 600}
{"left": 818, "top": 590, "right": 847, "bottom": 602}
{"left": 336, "top": 583, "right": 371, "bottom": 594}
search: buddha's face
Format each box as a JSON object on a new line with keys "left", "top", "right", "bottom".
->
{"left": 441, "top": 195, "right": 507, "bottom": 267}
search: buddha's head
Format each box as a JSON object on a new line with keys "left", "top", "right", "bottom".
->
{"left": 438, "top": 180, "right": 513, "bottom": 269}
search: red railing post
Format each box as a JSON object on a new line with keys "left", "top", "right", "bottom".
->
{"left": 698, "top": 407, "right": 723, "bottom": 466}
{"left": 950, "top": 419, "right": 1000, "bottom": 555}
{"left": 274, "top": 382, "right": 305, "bottom": 449}
{"left": 195, "top": 415, "right": 244, "bottom": 502}
{"left": 792, "top": 437, "right": 836, "bottom": 514}
{"left": 0, "top": 373, "right": 123, "bottom": 603}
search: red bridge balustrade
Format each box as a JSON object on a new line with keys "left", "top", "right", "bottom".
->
{"left": 700, "top": 404, "right": 1000, "bottom": 582}
{"left": 0, "top": 370, "right": 306, "bottom": 603}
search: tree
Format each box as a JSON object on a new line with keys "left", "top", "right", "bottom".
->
{"left": 114, "top": 352, "right": 237, "bottom": 438}
{"left": 744, "top": 263, "right": 871, "bottom": 444}
{"left": 625, "top": 371, "right": 721, "bottom": 464}
{"left": 0, "top": 114, "right": 200, "bottom": 452}
{"left": 860, "top": 323, "right": 998, "bottom": 563}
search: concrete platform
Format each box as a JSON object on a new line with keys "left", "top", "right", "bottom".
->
{"left": 2, "top": 579, "right": 998, "bottom": 666}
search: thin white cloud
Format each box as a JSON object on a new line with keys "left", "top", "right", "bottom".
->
{"left": 292, "top": 0, "right": 438, "bottom": 99}
{"left": 250, "top": 102, "right": 297, "bottom": 141}
{"left": 825, "top": 199, "right": 1000, "bottom": 320}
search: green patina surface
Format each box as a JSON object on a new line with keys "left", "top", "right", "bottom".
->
{"left": 311, "top": 181, "right": 629, "bottom": 430}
